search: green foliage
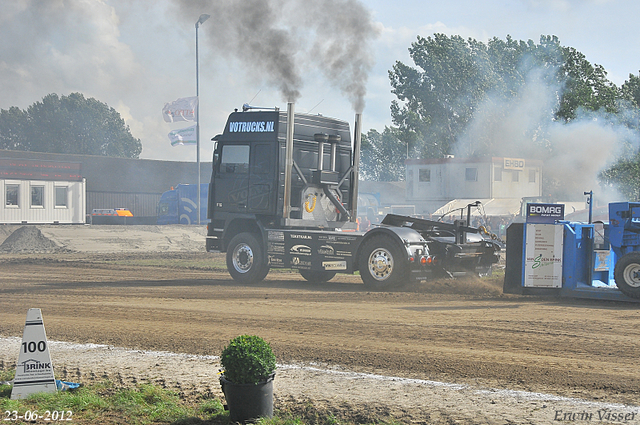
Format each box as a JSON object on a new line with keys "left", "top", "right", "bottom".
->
{"left": 622, "top": 71, "right": 640, "bottom": 107}
{"left": 1, "top": 374, "right": 401, "bottom": 425}
{"left": 0, "top": 370, "right": 14, "bottom": 399}
{"left": 387, "top": 34, "right": 623, "bottom": 159}
{"left": 0, "top": 379, "right": 225, "bottom": 425}
{"left": 108, "top": 384, "right": 194, "bottom": 422}
{"left": 0, "top": 369, "right": 14, "bottom": 382}
{"left": 221, "top": 335, "right": 277, "bottom": 385}
{"left": 27, "top": 385, "right": 108, "bottom": 413}
{"left": 0, "top": 386, "right": 11, "bottom": 400}
{"left": 198, "top": 397, "right": 225, "bottom": 415}
{"left": 558, "top": 46, "right": 621, "bottom": 121}
{"left": 599, "top": 155, "right": 640, "bottom": 201}
{"left": 379, "top": 33, "right": 640, "bottom": 197}
{"left": 360, "top": 127, "right": 406, "bottom": 181}
{"left": 0, "top": 92, "right": 142, "bottom": 158}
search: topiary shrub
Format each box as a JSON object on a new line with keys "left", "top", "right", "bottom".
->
{"left": 221, "top": 335, "right": 276, "bottom": 385}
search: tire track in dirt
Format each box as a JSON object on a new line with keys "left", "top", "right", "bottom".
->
{"left": 1, "top": 252, "right": 640, "bottom": 423}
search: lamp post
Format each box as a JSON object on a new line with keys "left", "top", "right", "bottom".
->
{"left": 195, "top": 13, "right": 210, "bottom": 225}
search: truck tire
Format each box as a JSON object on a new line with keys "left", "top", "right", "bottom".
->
{"left": 226, "top": 232, "right": 269, "bottom": 284}
{"left": 614, "top": 252, "right": 640, "bottom": 299}
{"left": 299, "top": 270, "right": 336, "bottom": 283}
{"left": 358, "top": 235, "right": 409, "bottom": 290}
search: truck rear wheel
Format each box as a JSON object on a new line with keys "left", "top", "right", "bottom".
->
{"left": 299, "top": 270, "right": 336, "bottom": 283}
{"left": 226, "top": 232, "right": 269, "bottom": 284}
{"left": 358, "top": 235, "right": 409, "bottom": 290}
{"left": 614, "top": 252, "right": 640, "bottom": 299}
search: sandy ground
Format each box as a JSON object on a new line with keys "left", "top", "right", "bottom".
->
{"left": 1, "top": 224, "right": 640, "bottom": 424}
{"left": 0, "top": 223, "right": 208, "bottom": 253}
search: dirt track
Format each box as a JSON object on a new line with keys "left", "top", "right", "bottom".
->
{"left": 1, "top": 226, "right": 640, "bottom": 423}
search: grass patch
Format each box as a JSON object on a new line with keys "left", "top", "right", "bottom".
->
{"left": 0, "top": 376, "right": 399, "bottom": 425}
{"left": 0, "top": 379, "right": 226, "bottom": 425}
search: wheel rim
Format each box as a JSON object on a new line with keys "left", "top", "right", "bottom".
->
{"left": 622, "top": 263, "right": 640, "bottom": 288}
{"left": 232, "top": 243, "right": 254, "bottom": 274}
{"left": 368, "top": 248, "right": 394, "bottom": 281}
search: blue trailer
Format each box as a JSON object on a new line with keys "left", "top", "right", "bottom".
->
{"left": 157, "top": 184, "right": 209, "bottom": 225}
{"left": 504, "top": 201, "right": 640, "bottom": 302}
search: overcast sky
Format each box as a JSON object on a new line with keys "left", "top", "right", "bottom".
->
{"left": 1, "top": 0, "right": 638, "bottom": 164}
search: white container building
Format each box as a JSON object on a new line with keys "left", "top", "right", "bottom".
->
{"left": 1, "top": 158, "right": 86, "bottom": 224}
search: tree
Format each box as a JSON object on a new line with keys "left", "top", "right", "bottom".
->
{"left": 0, "top": 107, "right": 29, "bottom": 151}
{"left": 389, "top": 34, "right": 496, "bottom": 159}
{"left": 622, "top": 71, "right": 640, "bottom": 107}
{"left": 557, "top": 45, "right": 620, "bottom": 121}
{"left": 596, "top": 71, "right": 640, "bottom": 198}
{"left": 360, "top": 127, "right": 406, "bottom": 181}
{"left": 0, "top": 93, "right": 142, "bottom": 158}
{"left": 599, "top": 155, "right": 640, "bottom": 201}
{"left": 388, "top": 34, "right": 622, "bottom": 159}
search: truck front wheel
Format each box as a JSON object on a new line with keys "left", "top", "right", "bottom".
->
{"left": 614, "top": 252, "right": 640, "bottom": 299}
{"left": 358, "top": 235, "right": 409, "bottom": 290}
{"left": 226, "top": 232, "right": 269, "bottom": 284}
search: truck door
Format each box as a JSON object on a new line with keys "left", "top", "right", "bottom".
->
{"left": 214, "top": 143, "right": 250, "bottom": 214}
{"left": 248, "top": 143, "right": 275, "bottom": 213}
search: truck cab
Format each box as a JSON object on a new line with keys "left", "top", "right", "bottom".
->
{"left": 207, "top": 107, "right": 356, "bottom": 253}
{"left": 157, "top": 184, "right": 208, "bottom": 225}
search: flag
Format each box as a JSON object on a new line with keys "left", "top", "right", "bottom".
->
{"left": 168, "top": 125, "right": 197, "bottom": 146}
{"left": 162, "top": 96, "right": 198, "bottom": 122}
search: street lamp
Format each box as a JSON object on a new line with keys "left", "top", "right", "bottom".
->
{"left": 195, "top": 13, "right": 209, "bottom": 225}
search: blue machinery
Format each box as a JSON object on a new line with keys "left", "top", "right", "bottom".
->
{"left": 504, "top": 202, "right": 640, "bottom": 302}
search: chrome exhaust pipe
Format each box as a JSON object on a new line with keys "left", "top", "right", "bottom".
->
{"left": 350, "top": 113, "right": 362, "bottom": 222}
{"left": 283, "top": 102, "right": 295, "bottom": 219}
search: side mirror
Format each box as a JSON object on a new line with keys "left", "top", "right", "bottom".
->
{"left": 212, "top": 141, "right": 219, "bottom": 169}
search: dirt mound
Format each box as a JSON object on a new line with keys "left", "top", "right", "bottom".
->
{"left": 0, "top": 226, "right": 62, "bottom": 253}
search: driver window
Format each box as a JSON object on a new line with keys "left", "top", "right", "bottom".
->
{"left": 220, "top": 145, "right": 250, "bottom": 174}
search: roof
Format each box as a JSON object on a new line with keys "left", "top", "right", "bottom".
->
{"left": 432, "top": 198, "right": 523, "bottom": 218}
{"left": 405, "top": 156, "right": 544, "bottom": 166}
{"left": 0, "top": 149, "right": 212, "bottom": 194}
{"left": 433, "top": 198, "right": 588, "bottom": 219}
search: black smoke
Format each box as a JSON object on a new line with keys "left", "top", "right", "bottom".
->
{"left": 175, "top": 0, "right": 379, "bottom": 112}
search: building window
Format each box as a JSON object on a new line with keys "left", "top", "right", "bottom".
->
{"left": 512, "top": 170, "right": 519, "bottom": 182}
{"left": 6, "top": 184, "right": 19, "bottom": 207}
{"left": 529, "top": 170, "right": 536, "bottom": 183}
{"left": 494, "top": 168, "right": 502, "bottom": 182}
{"left": 465, "top": 168, "right": 477, "bottom": 182}
{"left": 419, "top": 168, "right": 431, "bottom": 182}
{"left": 31, "top": 185, "right": 44, "bottom": 207}
{"left": 55, "top": 186, "right": 68, "bottom": 207}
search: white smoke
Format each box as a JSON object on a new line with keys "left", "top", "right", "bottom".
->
{"left": 0, "top": 0, "right": 143, "bottom": 109}
{"left": 456, "top": 66, "right": 638, "bottom": 201}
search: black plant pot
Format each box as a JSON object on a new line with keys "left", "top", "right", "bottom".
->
{"left": 220, "top": 373, "right": 275, "bottom": 423}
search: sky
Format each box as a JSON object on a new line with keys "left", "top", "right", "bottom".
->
{"left": 1, "top": 0, "right": 639, "bottom": 164}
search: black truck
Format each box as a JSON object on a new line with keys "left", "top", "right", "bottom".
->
{"left": 206, "top": 103, "right": 500, "bottom": 289}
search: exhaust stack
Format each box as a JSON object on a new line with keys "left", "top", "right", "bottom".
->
{"left": 350, "top": 113, "right": 362, "bottom": 222}
{"left": 283, "top": 102, "right": 295, "bottom": 219}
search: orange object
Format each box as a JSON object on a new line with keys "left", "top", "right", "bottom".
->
{"left": 115, "top": 208, "right": 133, "bottom": 217}
{"left": 91, "top": 208, "right": 133, "bottom": 217}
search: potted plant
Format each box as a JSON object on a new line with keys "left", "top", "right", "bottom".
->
{"left": 220, "top": 335, "right": 277, "bottom": 423}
